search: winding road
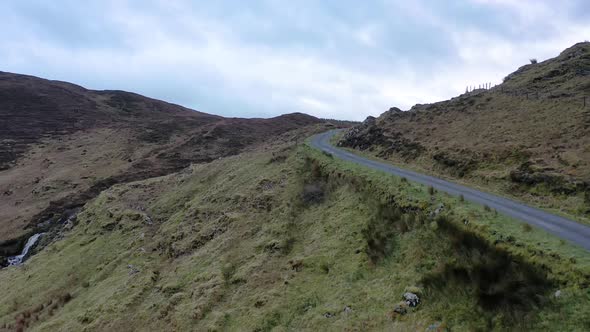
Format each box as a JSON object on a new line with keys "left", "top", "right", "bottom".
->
{"left": 311, "top": 130, "right": 590, "bottom": 251}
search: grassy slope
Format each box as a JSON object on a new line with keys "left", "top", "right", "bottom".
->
{"left": 331, "top": 131, "right": 589, "bottom": 228}
{"left": 0, "top": 71, "right": 323, "bottom": 245}
{"left": 347, "top": 97, "right": 589, "bottom": 224}
{"left": 1, "top": 141, "right": 590, "bottom": 331}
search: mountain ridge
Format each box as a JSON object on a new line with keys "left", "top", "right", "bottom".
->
{"left": 0, "top": 71, "right": 332, "bottom": 258}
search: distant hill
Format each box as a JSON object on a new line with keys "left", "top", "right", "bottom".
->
{"left": 0, "top": 71, "right": 328, "bottom": 256}
{"left": 339, "top": 42, "right": 590, "bottom": 221}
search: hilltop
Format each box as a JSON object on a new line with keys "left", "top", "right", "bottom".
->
{"left": 0, "top": 71, "right": 330, "bottom": 260}
{"left": 339, "top": 42, "right": 590, "bottom": 222}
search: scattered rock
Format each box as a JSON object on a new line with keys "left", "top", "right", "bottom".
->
{"left": 403, "top": 292, "right": 420, "bottom": 307}
{"left": 343, "top": 306, "right": 353, "bottom": 314}
{"left": 323, "top": 312, "right": 334, "bottom": 318}
{"left": 430, "top": 203, "right": 444, "bottom": 218}
{"left": 127, "top": 264, "right": 140, "bottom": 275}
{"left": 554, "top": 290, "right": 562, "bottom": 298}
{"left": 144, "top": 215, "right": 153, "bottom": 225}
{"left": 63, "top": 213, "right": 78, "bottom": 231}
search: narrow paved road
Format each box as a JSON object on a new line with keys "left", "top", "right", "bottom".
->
{"left": 311, "top": 130, "right": 590, "bottom": 251}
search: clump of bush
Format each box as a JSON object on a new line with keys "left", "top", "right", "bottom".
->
{"left": 522, "top": 223, "right": 533, "bottom": 232}
{"left": 363, "top": 205, "right": 403, "bottom": 263}
{"left": 428, "top": 186, "right": 435, "bottom": 195}
{"left": 321, "top": 151, "right": 333, "bottom": 158}
{"left": 221, "top": 263, "right": 236, "bottom": 285}
{"left": 301, "top": 183, "right": 325, "bottom": 204}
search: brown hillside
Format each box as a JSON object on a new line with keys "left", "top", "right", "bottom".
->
{"left": 0, "top": 71, "right": 328, "bottom": 258}
{"left": 339, "top": 42, "right": 590, "bottom": 221}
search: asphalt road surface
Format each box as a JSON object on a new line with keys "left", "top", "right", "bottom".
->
{"left": 311, "top": 130, "right": 590, "bottom": 251}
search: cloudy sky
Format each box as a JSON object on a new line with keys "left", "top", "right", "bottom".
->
{"left": 1, "top": 1, "right": 589, "bottom": 120}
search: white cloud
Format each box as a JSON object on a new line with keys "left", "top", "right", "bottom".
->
{"left": 0, "top": 0, "right": 588, "bottom": 120}
{"left": 354, "top": 25, "right": 380, "bottom": 47}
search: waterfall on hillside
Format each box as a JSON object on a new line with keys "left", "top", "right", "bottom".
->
{"left": 7, "top": 233, "right": 43, "bottom": 266}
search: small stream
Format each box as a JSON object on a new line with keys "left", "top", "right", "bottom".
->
{"left": 7, "top": 233, "right": 43, "bottom": 266}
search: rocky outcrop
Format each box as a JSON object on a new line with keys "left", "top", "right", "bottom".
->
{"left": 338, "top": 116, "right": 387, "bottom": 150}
{"left": 376, "top": 132, "right": 425, "bottom": 160}
{"left": 510, "top": 161, "right": 588, "bottom": 195}
{"left": 338, "top": 115, "right": 425, "bottom": 160}
{"left": 403, "top": 292, "right": 420, "bottom": 307}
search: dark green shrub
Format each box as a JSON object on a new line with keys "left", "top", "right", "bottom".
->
{"left": 301, "top": 183, "right": 325, "bottom": 204}
{"left": 363, "top": 205, "right": 402, "bottom": 263}
{"left": 222, "top": 263, "right": 236, "bottom": 284}
{"left": 322, "top": 151, "right": 333, "bottom": 158}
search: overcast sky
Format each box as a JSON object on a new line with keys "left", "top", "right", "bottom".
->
{"left": 1, "top": 1, "right": 589, "bottom": 120}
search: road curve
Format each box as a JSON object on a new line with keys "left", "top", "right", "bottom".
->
{"left": 311, "top": 130, "right": 590, "bottom": 251}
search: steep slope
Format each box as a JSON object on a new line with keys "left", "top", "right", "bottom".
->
{"left": 0, "top": 71, "right": 326, "bottom": 260}
{"left": 0, "top": 71, "right": 223, "bottom": 170}
{"left": 339, "top": 42, "right": 590, "bottom": 222}
{"left": 1, "top": 141, "right": 589, "bottom": 331}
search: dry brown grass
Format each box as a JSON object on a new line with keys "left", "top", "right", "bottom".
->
{"left": 339, "top": 42, "right": 590, "bottom": 221}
